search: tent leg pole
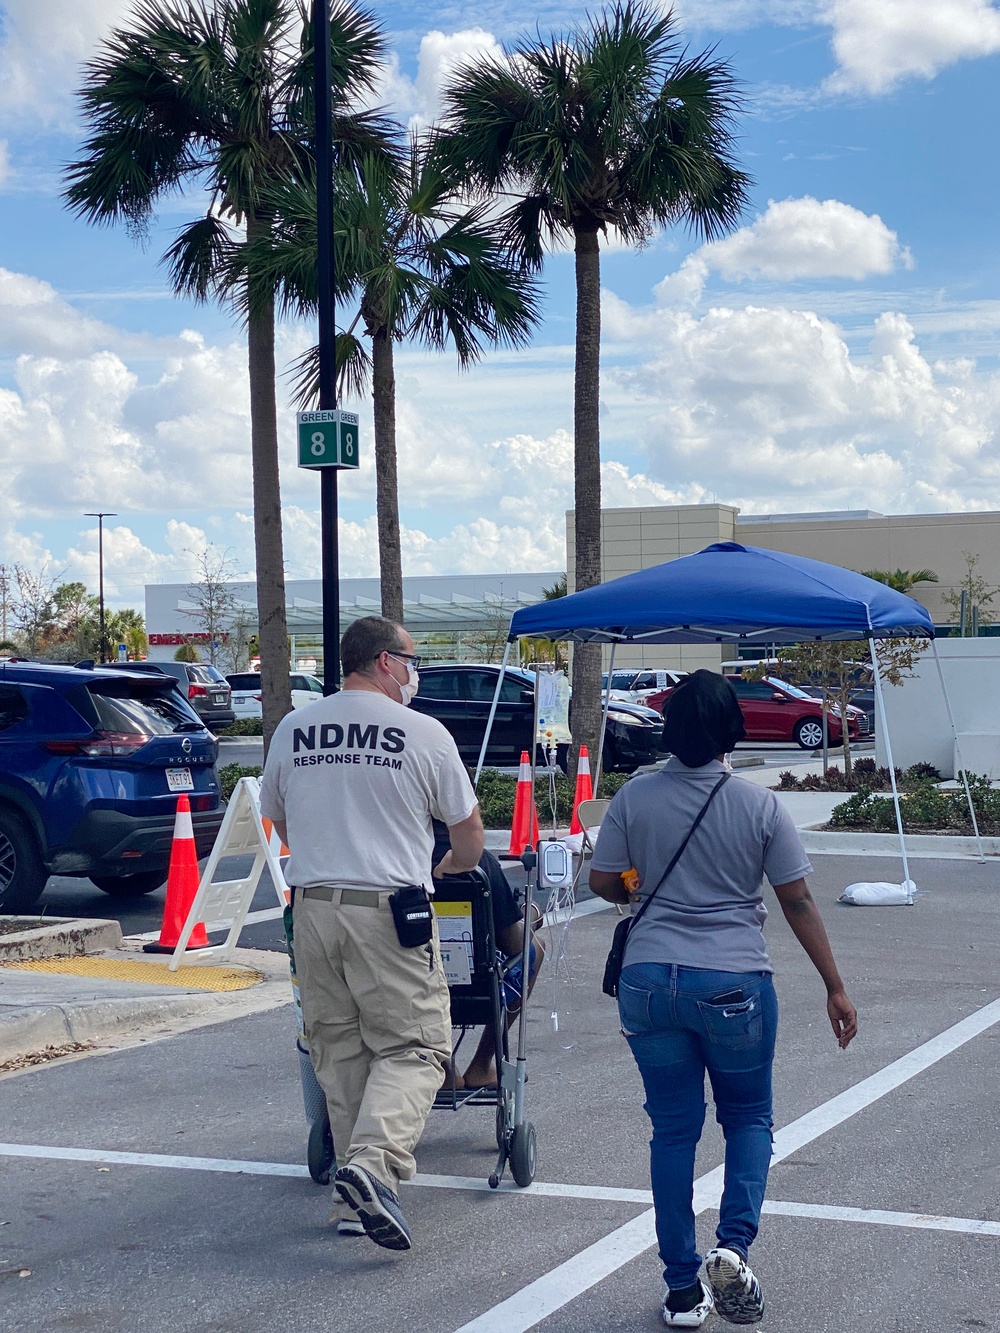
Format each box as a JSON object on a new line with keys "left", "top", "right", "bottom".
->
{"left": 475, "top": 639, "right": 512, "bottom": 789}
{"left": 930, "top": 638, "right": 984, "bottom": 861}
{"left": 868, "top": 638, "right": 913, "bottom": 901}
{"left": 593, "top": 642, "right": 616, "bottom": 796}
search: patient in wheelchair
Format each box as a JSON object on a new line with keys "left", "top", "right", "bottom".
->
{"left": 431, "top": 820, "right": 545, "bottom": 1089}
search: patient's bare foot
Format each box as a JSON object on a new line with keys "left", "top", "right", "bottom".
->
{"left": 440, "top": 1058, "right": 465, "bottom": 1090}
{"left": 461, "top": 1059, "right": 497, "bottom": 1090}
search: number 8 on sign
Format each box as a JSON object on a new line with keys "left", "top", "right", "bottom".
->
{"left": 311, "top": 431, "right": 325, "bottom": 457}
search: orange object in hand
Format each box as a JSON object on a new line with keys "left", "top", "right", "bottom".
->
{"left": 621, "top": 868, "right": 640, "bottom": 894}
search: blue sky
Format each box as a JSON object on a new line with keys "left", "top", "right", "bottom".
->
{"left": 2, "top": 0, "right": 1000, "bottom": 607}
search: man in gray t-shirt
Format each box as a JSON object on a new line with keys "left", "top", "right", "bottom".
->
{"left": 591, "top": 757, "right": 813, "bottom": 975}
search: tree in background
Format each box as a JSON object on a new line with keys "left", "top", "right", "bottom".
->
{"left": 174, "top": 643, "right": 201, "bottom": 663}
{"left": 753, "top": 640, "right": 922, "bottom": 777}
{"left": 64, "top": 0, "right": 391, "bottom": 749}
{"left": 942, "top": 552, "right": 1000, "bottom": 631}
{"left": 181, "top": 548, "right": 244, "bottom": 667}
{"left": 9, "top": 565, "right": 60, "bottom": 655}
{"left": 435, "top": 2, "right": 750, "bottom": 774}
{"left": 105, "top": 608, "right": 149, "bottom": 661}
{"left": 521, "top": 574, "right": 568, "bottom": 668}
{"left": 247, "top": 142, "right": 540, "bottom": 623}
{"left": 862, "top": 568, "right": 938, "bottom": 595}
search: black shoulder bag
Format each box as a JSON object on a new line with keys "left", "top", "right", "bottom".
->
{"left": 602, "top": 773, "right": 730, "bottom": 998}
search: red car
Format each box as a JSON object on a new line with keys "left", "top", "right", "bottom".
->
{"left": 647, "top": 676, "right": 867, "bottom": 750}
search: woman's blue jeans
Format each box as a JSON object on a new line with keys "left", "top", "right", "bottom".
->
{"left": 618, "top": 963, "right": 778, "bottom": 1290}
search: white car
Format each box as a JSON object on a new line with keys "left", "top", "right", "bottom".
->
{"left": 601, "top": 669, "right": 687, "bottom": 705}
{"left": 226, "top": 672, "right": 326, "bottom": 719}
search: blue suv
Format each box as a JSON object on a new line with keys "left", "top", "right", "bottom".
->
{"left": 0, "top": 660, "right": 224, "bottom": 911}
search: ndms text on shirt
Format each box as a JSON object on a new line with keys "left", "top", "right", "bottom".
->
{"left": 291, "top": 722, "right": 406, "bottom": 769}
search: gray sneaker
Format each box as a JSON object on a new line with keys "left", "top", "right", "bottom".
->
{"left": 334, "top": 1163, "right": 412, "bottom": 1251}
{"left": 704, "top": 1248, "right": 765, "bottom": 1325}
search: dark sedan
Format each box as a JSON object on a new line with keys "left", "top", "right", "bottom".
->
{"left": 411, "top": 664, "right": 665, "bottom": 772}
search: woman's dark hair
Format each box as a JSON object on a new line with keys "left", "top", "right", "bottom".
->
{"left": 662, "top": 670, "right": 746, "bottom": 768}
{"left": 340, "top": 616, "right": 405, "bottom": 677}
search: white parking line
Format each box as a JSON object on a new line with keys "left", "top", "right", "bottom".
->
{"left": 763, "top": 1200, "right": 1000, "bottom": 1238}
{"left": 4, "top": 1142, "right": 997, "bottom": 1245}
{"left": 451, "top": 994, "right": 1000, "bottom": 1333}
{"left": 0, "top": 1143, "right": 652, "bottom": 1202}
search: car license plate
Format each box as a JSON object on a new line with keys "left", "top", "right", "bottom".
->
{"left": 166, "top": 768, "right": 194, "bottom": 792}
{"left": 213, "top": 693, "right": 226, "bottom": 705}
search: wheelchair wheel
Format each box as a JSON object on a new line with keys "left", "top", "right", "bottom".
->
{"left": 307, "top": 1114, "right": 335, "bottom": 1185}
{"left": 510, "top": 1122, "right": 536, "bottom": 1188}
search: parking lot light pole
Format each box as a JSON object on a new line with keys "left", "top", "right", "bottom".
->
{"left": 313, "top": 0, "right": 340, "bottom": 693}
{"left": 84, "top": 512, "right": 116, "bottom": 663}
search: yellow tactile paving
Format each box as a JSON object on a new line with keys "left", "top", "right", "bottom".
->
{"left": 0, "top": 956, "right": 262, "bottom": 991}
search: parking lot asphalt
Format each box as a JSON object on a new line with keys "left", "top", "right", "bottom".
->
{"left": 1, "top": 852, "right": 998, "bottom": 1333}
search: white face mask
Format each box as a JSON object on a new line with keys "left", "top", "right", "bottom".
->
{"left": 396, "top": 661, "right": 419, "bottom": 707}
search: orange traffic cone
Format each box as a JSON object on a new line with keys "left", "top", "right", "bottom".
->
{"left": 569, "top": 745, "right": 594, "bottom": 834}
{"left": 508, "top": 751, "right": 540, "bottom": 856}
{"left": 143, "top": 794, "right": 210, "bottom": 953}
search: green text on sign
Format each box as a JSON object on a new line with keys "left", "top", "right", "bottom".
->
{"left": 297, "top": 410, "right": 361, "bottom": 470}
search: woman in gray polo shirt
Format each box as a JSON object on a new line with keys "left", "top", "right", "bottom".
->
{"left": 591, "top": 671, "right": 857, "bottom": 1328}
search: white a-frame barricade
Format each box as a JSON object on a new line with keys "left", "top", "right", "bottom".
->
{"left": 169, "top": 777, "right": 290, "bottom": 969}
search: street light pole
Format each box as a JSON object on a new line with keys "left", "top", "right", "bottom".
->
{"left": 313, "top": 0, "right": 340, "bottom": 693}
{"left": 84, "top": 512, "right": 116, "bottom": 663}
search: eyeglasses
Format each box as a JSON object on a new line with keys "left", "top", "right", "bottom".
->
{"left": 388, "top": 651, "right": 422, "bottom": 669}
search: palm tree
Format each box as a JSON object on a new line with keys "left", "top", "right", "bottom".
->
{"left": 248, "top": 142, "right": 541, "bottom": 621}
{"left": 434, "top": 1, "right": 750, "bottom": 769}
{"left": 63, "top": 0, "right": 390, "bottom": 747}
{"left": 862, "top": 568, "right": 939, "bottom": 595}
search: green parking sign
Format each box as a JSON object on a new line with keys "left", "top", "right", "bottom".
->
{"left": 297, "top": 410, "right": 360, "bottom": 470}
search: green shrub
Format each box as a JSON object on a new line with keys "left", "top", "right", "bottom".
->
{"left": 218, "top": 762, "right": 263, "bottom": 800}
{"left": 219, "top": 718, "right": 263, "bottom": 736}
{"left": 473, "top": 766, "right": 632, "bottom": 829}
{"left": 829, "top": 788, "right": 897, "bottom": 830}
{"left": 828, "top": 771, "right": 1000, "bottom": 834}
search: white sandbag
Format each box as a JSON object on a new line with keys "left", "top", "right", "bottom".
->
{"left": 839, "top": 879, "right": 916, "bottom": 906}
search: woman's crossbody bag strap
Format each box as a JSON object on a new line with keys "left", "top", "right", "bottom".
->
{"left": 601, "top": 772, "right": 730, "bottom": 998}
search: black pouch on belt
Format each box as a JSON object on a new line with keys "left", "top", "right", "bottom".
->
{"left": 389, "top": 885, "right": 434, "bottom": 948}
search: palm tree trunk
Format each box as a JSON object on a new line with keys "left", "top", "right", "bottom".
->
{"left": 570, "top": 224, "right": 603, "bottom": 782}
{"left": 247, "top": 213, "right": 291, "bottom": 754}
{"left": 372, "top": 326, "right": 404, "bottom": 623}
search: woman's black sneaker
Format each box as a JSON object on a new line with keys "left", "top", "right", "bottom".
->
{"left": 704, "top": 1247, "right": 765, "bottom": 1324}
{"left": 334, "top": 1164, "right": 412, "bottom": 1251}
{"left": 662, "top": 1278, "right": 714, "bottom": 1327}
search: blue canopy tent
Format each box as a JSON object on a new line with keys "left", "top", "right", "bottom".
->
{"left": 476, "top": 543, "right": 983, "bottom": 887}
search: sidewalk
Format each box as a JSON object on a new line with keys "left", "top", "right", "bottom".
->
{"left": 0, "top": 944, "right": 291, "bottom": 1067}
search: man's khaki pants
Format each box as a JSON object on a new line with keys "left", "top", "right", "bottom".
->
{"left": 293, "top": 887, "right": 451, "bottom": 1191}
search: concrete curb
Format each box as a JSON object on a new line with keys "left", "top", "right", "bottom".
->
{"left": 0, "top": 917, "right": 123, "bottom": 962}
{"left": 0, "top": 946, "right": 292, "bottom": 1066}
{"left": 800, "top": 827, "right": 1000, "bottom": 859}
{"left": 0, "top": 993, "right": 214, "bottom": 1064}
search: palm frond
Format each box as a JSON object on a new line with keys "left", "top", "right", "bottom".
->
{"left": 163, "top": 212, "right": 238, "bottom": 300}
{"left": 288, "top": 333, "right": 371, "bottom": 408}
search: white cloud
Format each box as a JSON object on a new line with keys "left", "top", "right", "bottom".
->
{"left": 604, "top": 295, "right": 1000, "bottom": 513}
{"left": 654, "top": 198, "right": 912, "bottom": 306}
{"left": 825, "top": 0, "right": 1000, "bottom": 95}
{"left": 704, "top": 197, "right": 912, "bottom": 282}
{"left": 0, "top": 0, "right": 133, "bottom": 127}
{"left": 373, "top": 27, "right": 503, "bottom": 129}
